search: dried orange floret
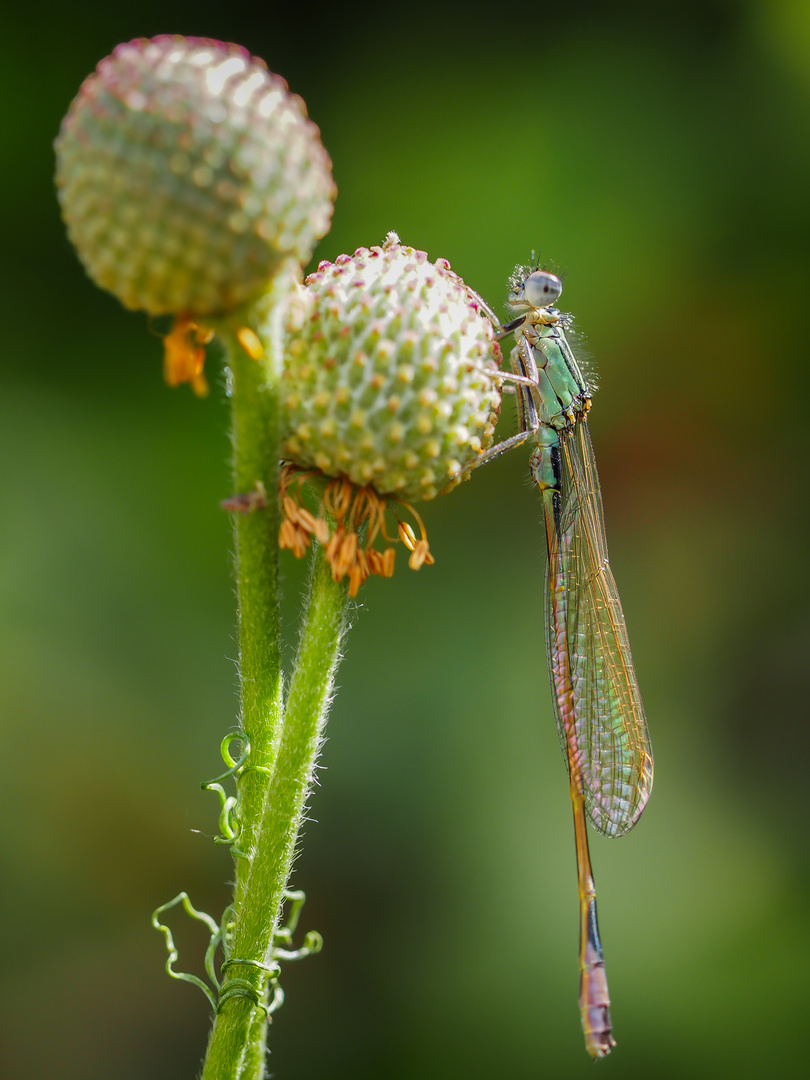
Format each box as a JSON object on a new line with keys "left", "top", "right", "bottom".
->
{"left": 278, "top": 464, "right": 435, "bottom": 596}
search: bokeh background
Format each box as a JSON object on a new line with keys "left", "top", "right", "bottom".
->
{"left": 2, "top": 1, "right": 809, "bottom": 1077}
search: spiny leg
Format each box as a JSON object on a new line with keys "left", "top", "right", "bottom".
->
{"left": 457, "top": 337, "right": 544, "bottom": 481}
{"left": 452, "top": 426, "right": 535, "bottom": 482}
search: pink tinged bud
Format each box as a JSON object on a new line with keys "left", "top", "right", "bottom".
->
{"left": 55, "top": 35, "right": 336, "bottom": 317}
{"left": 280, "top": 234, "right": 503, "bottom": 502}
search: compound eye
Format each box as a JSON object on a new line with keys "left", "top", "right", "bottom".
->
{"left": 523, "top": 271, "right": 562, "bottom": 309}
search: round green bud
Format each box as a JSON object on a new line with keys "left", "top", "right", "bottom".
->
{"left": 55, "top": 35, "right": 336, "bottom": 316}
{"left": 281, "top": 234, "right": 502, "bottom": 502}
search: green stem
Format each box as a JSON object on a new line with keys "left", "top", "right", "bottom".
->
{"left": 228, "top": 357, "right": 282, "bottom": 868}
{"left": 202, "top": 546, "right": 350, "bottom": 1080}
{"left": 198, "top": 275, "right": 286, "bottom": 1079}
{"left": 239, "top": 1010, "right": 270, "bottom": 1080}
{"left": 225, "top": 278, "right": 292, "bottom": 912}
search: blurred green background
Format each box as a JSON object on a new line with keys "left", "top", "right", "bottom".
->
{"left": 2, "top": 1, "right": 809, "bottom": 1077}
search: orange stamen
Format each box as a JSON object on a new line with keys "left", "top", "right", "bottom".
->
{"left": 381, "top": 548, "right": 396, "bottom": 577}
{"left": 236, "top": 326, "right": 264, "bottom": 360}
{"left": 277, "top": 464, "right": 434, "bottom": 593}
{"left": 398, "top": 521, "right": 417, "bottom": 551}
{"left": 162, "top": 314, "right": 211, "bottom": 396}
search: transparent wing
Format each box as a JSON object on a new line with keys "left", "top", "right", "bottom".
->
{"left": 544, "top": 420, "right": 653, "bottom": 837}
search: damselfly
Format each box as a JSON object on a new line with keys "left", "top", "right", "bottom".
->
{"left": 470, "top": 266, "right": 653, "bottom": 1057}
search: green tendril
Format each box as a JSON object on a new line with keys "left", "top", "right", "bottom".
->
{"left": 272, "top": 891, "right": 324, "bottom": 961}
{"left": 273, "top": 930, "right": 324, "bottom": 962}
{"left": 201, "top": 730, "right": 273, "bottom": 848}
{"left": 153, "top": 888, "right": 321, "bottom": 1021}
{"left": 151, "top": 892, "right": 221, "bottom": 1010}
{"left": 219, "top": 893, "right": 322, "bottom": 1018}
{"left": 267, "top": 983, "right": 286, "bottom": 1015}
{"left": 275, "top": 889, "right": 305, "bottom": 941}
{"left": 212, "top": 730, "right": 252, "bottom": 782}
{"left": 201, "top": 905, "right": 237, "bottom": 992}
{"left": 217, "top": 980, "right": 269, "bottom": 1017}
{"left": 220, "top": 957, "right": 281, "bottom": 977}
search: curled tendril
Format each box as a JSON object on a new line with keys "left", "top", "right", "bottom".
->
{"left": 151, "top": 892, "right": 221, "bottom": 1010}
{"left": 201, "top": 730, "right": 274, "bottom": 849}
{"left": 213, "top": 730, "right": 252, "bottom": 781}
{"left": 159, "top": 728, "right": 319, "bottom": 1015}
{"left": 200, "top": 730, "right": 247, "bottom": 844}
{"left": 220, "top": 957, "right": 281, "bottom": 977}
{"left": 217, "top": 979, "right": 269, "bottom": 1016}
{"left": 152, "top": 888, "right": 322, "bottom": 1017}
{"left": 271, "top": 889, "right": 324, "bottom": 960}
{"left": 273, "top": 930, "right": 324, "bottom": 962}
{"left": 266, "top": 982, "right": 286, "bottom": 1015}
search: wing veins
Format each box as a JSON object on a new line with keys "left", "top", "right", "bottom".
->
{"left": 545, "top": 421, "right": 653, "bottom": 837}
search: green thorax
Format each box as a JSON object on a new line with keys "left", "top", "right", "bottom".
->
{"left": 518, "top": 309, "right": 592, "bottom": 432}
{"left": 516, "top": 309, "right": 592, "bottom": 493}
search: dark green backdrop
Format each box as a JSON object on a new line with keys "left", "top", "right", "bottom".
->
{"left": 2, "top": 2, "right": 809, "bottom": 1077}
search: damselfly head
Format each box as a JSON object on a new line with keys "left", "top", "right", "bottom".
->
{"left": 509, "top": 269, "right": 563, "bottom": 312}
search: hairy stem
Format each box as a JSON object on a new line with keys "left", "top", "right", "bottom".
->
{"left": 202, "top": 543, "right": 350, "bottom": 1080}
{"left": 225, "top": 277, "right": 293, "bottom": 911}
{"left": 199, "top": 274, "right": 286, "bottom": 1080}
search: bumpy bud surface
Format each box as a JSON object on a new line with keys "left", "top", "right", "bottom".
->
{"left": 55, "top": 35, "right": 335, "bottom": 316}
{"left": 281, "top": 235, "right": 502, "bottom": 502}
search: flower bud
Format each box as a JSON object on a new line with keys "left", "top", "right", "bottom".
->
{"left": 281, "top": 233, "right": 501, "bottom": 502}
{"left": 55, "top": 35, "right": 335, "bottom": 316}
